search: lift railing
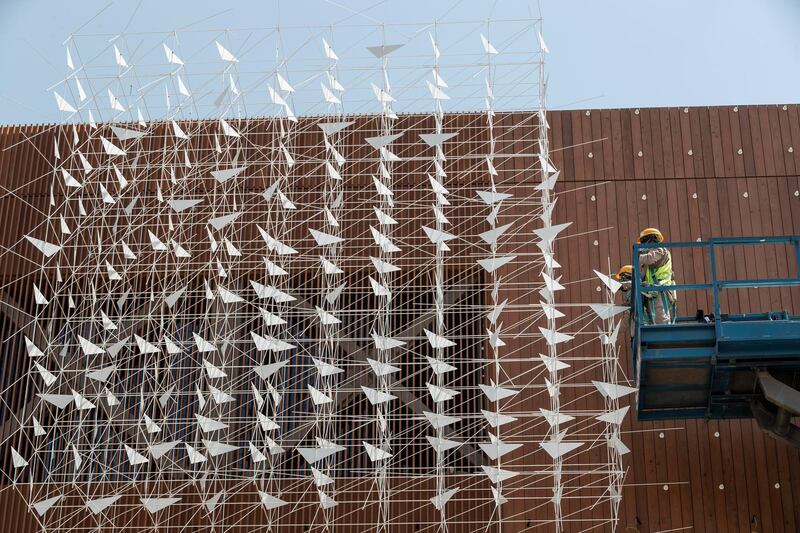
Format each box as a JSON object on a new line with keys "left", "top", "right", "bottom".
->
{"left": 631, "top": 236, "right": 800, "bottom": 360}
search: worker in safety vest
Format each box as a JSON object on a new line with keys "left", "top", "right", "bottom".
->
{"left": 614, "top": 265, "right": 633, "bottom": 305}
{"left": 637, "top": 228, "right": 677, "bottom": 324}
{"left": 613, "top": 264, "right": 635, "bottom": 333}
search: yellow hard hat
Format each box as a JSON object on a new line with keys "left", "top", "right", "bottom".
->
{"left": 613, "top": 265, "right": 633, "bottom": 280}
{"left": 637, "top": 227, "right": 664, "bottom": 243}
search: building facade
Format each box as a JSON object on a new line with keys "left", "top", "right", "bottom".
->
{"left": 0, "top": 105, "right": 798, "bottom": 532}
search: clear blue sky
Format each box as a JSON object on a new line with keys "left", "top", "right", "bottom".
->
{"left": 1, "top": 0, "right": 799, "bottom": 125}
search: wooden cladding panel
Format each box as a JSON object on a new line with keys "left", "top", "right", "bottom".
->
{"left": 0, "top": 104, "right": 798, "bottom": 531}
{"left": 549, "top": 104, "right": 800, "bottom": 533}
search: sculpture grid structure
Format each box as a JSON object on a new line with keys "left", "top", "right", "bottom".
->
{"left": 1, "top": 13, "right": 637, "bottom": 532}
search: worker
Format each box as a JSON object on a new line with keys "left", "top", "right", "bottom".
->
{"left": 637, "top": 228, "right": 677, "bottom": 324}
{"left": 613, "top": 264, "right": 635, "bottom": 333}
{"left": 613, "top": 265, "right": 633, "bottom": 307}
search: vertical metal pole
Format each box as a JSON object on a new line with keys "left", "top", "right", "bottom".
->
{"left": 710, "top": 242, "right": 721, "bottom": 324}
{"left": 706, "top": 241, "right": 720, "bottom": 418}
{"left": 632, "top": 244, "right": 641, "bottom": 385}
{"left": 794, "top": 238, "right": 800, "bottom": 281}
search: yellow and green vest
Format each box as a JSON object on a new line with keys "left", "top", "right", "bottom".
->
{"left": 644, "top": 251, "right": 675, "bottom": 287}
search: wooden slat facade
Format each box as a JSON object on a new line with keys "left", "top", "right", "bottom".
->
{"left": 549, "top": 104, "right": 800, "bottom": 533}
{"left": 0, "top": 104, "right": 797, "bottom": 532}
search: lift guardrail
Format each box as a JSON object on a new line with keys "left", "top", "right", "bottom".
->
{"left": 630, "top": 236, "right": 800, "bottom": 437}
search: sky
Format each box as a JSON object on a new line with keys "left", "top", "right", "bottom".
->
{"left": 0, "top": 0, "right": 798, "bottom": 125}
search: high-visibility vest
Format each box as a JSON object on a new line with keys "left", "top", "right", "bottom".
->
{"left": 644, "top": 251, "right": 674, "bottom": 286}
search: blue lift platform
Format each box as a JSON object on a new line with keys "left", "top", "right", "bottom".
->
{"left": 632, "top": 236, "right": 800, "bottom": 447}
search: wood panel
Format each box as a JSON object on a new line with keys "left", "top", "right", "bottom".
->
{"left": 0, "top": 105, "right": 798, "bottom": 532}
{"left": 549, "top": 104, "right": 800, "bottom": 533}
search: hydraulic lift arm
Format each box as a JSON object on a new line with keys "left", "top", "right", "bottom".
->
{"left": 753, "top": 371, "right": 800, "bottom": 448}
